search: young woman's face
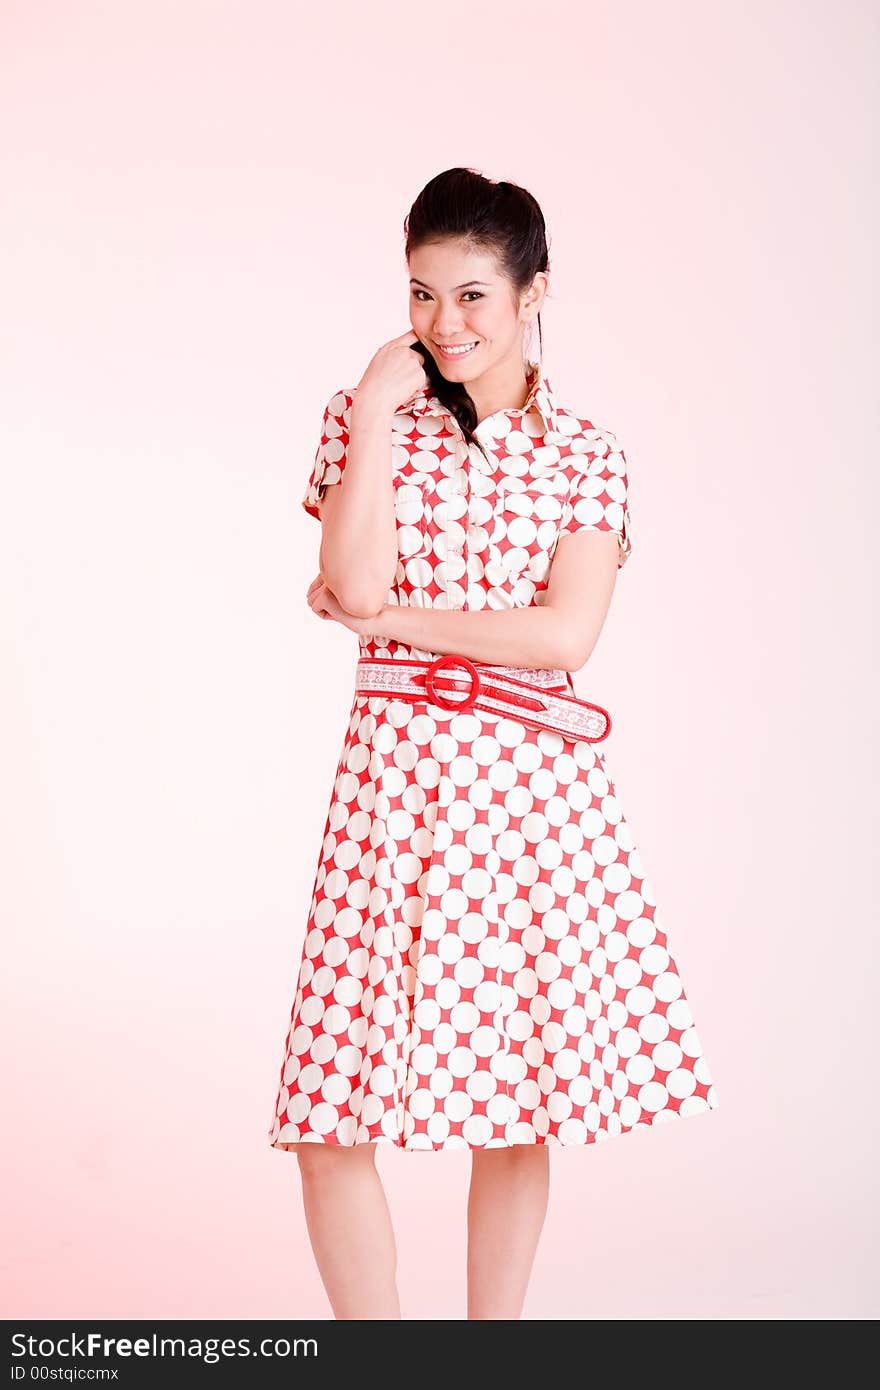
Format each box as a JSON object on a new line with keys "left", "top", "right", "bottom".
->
{"left": 408, "top": 239, "right": 534, "bottom": 381}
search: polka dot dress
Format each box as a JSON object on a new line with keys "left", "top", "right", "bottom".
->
{"left": 268, "top": 363, "right": 719, "bottom": 1151}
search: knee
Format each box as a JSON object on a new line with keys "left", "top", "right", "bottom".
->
{"left": 471, "top": 1143, "right": 549, "bottom": 1171}
{"left": 295, "top": 1141, "right": 377, "bottom": 1183}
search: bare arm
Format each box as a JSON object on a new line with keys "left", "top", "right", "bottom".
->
{"left": 316, "top": 397, "right": 398, "bottom": 618}
{"left": 311, "top": 330, "right": 429, "bottom": 618}
{"left": 365, "top": 529, "right": 621, "bottom": 671}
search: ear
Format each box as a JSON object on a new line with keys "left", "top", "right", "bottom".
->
{"left": 525, "top": 270, "right": 549, "bottom": 315}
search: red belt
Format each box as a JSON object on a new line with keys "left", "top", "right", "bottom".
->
{"left": 354, "top": 655, "right": 611, "bottom": 744}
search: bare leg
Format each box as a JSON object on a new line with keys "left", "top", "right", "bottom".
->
{"left": 466, "top": 1145, "right": 550, "bottom": 1319}
{"left": 294, "top": 1143, "right": 401, "bottom": 1319}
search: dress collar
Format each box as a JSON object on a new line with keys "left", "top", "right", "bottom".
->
{"left": 406, "top": 360, "right": 561, "bottom": 435}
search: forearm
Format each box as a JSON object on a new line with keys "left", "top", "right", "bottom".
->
{"left": 319, "top": 398, "right": 397, "bottom": 614}
{"left": 368, "top": 602, "right": 575, "bottom": 671}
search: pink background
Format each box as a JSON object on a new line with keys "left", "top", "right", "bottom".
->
{"left": 2, "top": 1, "right": 877, "bottom": 1319}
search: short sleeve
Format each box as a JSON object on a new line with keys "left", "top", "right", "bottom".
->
{"left": 558, "top": 429, "right": 632, "bottom": 568}
{"left": 301, "top": 387, "right": 353, "bottom": 521}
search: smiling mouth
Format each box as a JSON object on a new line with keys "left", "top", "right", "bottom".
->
{"left": 435, "top": 341, "right": 479, "bottom": 359}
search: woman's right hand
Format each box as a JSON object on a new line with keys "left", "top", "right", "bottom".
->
{"left": 354, "top": 329, "right": 431, "bottom": 417}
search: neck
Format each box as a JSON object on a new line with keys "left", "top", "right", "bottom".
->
{"left": 467, "top": 358, "right": 537, "bottom": 427}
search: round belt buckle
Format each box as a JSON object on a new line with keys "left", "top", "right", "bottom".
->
{"left": 425, "top": 655, "right": 482, "bottom": 713}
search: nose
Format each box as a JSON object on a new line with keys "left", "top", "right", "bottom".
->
{"left": 432, "top": 306, "right": 467, "bottom": 336}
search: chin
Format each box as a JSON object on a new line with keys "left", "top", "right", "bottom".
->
{"left": 438, "top": 356, "right": 485, "bottom": 379}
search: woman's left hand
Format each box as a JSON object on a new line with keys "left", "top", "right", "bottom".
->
{"left": 306, "top": 574, "right": 378, "bottom": 636}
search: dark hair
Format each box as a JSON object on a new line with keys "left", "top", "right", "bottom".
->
{"left": 403, "top": 167, "right": 551, "bottom": 459}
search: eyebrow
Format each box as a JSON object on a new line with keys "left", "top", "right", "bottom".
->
{"left": 409, "top": 278, "right": 492, "bottom": 291}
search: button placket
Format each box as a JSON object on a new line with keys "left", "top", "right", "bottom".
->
{"left": 444, "top": 441, "right": 472, "bottom": 606}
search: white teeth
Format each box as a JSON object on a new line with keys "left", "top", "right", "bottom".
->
{"left": 438, "top": 342, "right": 478, "bottom": 356}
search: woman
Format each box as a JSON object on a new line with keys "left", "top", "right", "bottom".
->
{"left": 268, "top": 167, "right": 719, "bottom": 1319}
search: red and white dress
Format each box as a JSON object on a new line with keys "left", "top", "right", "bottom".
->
{"left": 268, "top": 362, "right": 719, "bottom": 1151}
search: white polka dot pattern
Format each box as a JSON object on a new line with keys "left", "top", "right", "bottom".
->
{"left": 269, "top": 365, "right": 719, "bottom": 1151}
{"left": 301, "top": 363, "right": 631, "bottom": 636}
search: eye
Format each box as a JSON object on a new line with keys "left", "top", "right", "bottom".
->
{"left": 410, "top": 290, "right": 485, "bottom": 302}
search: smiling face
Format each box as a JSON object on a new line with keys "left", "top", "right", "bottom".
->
{"left": 408, "top": 239, "right": 546, "bottom": 385}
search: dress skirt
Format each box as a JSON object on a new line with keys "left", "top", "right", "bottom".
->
{"left": 267, "top": 690, "right": 720, "bottom": 1152}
